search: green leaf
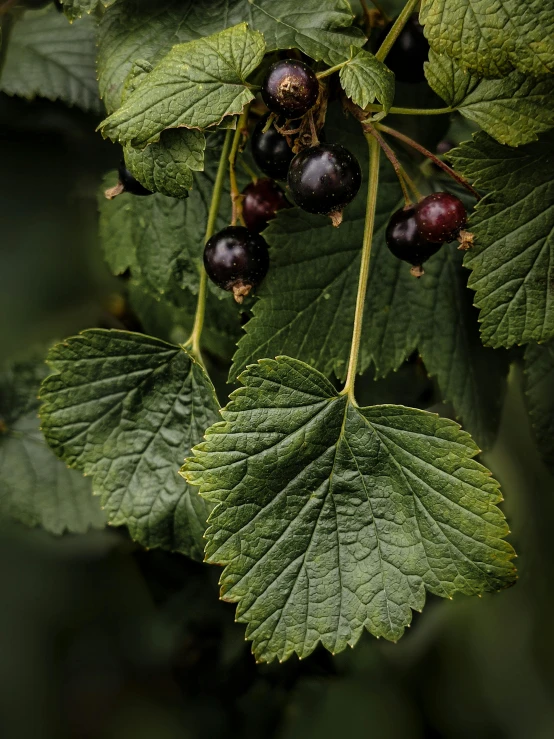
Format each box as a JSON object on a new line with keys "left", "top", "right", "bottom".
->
{"left": 97, "top": 0, "right": 364, "bottom": 114}
{"left": 99, "top": 23, "right": 265, "bottom": 147}
{"left": 0, "top": 356, "right": 105, "bottom": 535}
{"left": 39, "top": 330, "right": 220, "bottom": 560}
{"left": 448, "top": 132, "right": 554, "bottom": 348}
{"left": 60, "top": 0, "right": 116, "bottom": 21}
{"left": 184, "top": 356, "right": 516, "bottom": 663}
{"left": 231, "top": 111, "right": 416, "bottom": 382}
{"left": 0, "top": 6, "right": 102, "bottom": 113}
{"left": 425, "top": 50, "right": 554, "bottom": 147}
{"left": 524, "top": 340, "right": 554, "bottom": 474}
{"left": 418, "top": 245, "right": 510, "bottom": 448}
{"left": 124, "top": 129, "right": 206, "bottom": 200}
{"left": 420, "top": 0, "right": 554, "bottom": 78}
{"left": 244, "top": 0, "right": 365, "bottom": 66}
{"left": 339, "top": 47, "right": 395, "bottom": 112}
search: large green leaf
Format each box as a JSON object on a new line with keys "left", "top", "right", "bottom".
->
{"left": 425, "top": 50, "right": 554, "bottom": 147}
{"left": 524, "top": 340, "right": 554, "bottom": 474}
{"left": 0, "top": 6, "right": 102, "bottom": 113}
{"left": 339, "top": 47, "right": 395, "bottom": 112}
{"left": 449, "top": 132, "right": 554, "bottom": 348}
{"left": 417, "top": 245, "right": 510, "bottom": 449}
{"left": 420, "top": 0, "right": 554, "bottom": 78}
{"left": 97, "top": 0, "right": 364, "bottom": 114}
{"left": 39, "top": 330, "right": 220, "bottom": 560}
{"left": 184, "top": 356, "right": 516, "bottom": 663}
{"left": 60, "top": 0, "right": 117, "bottom": 20}
{"left": 99, "top": 24, "right": 265, "bottom": 147}
{"left": 0, "top": 356, "right": 105, "bottom": 535}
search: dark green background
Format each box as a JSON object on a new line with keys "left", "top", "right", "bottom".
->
{"left": 1, "top": 87, "right": 553, "bottom": 739}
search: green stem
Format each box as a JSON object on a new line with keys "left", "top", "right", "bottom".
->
{"left": 229, "top": 106, "right": 250, "bottom": 226}
{"left": 376, "top": 122, "right": 481, "bottom": 200}
{"left": 367, "top": 104, "right": 453, "bottom": 116}
{"left": 341, "top": 135, "right": 381, "bottom": 403}
{"left": 316, "top": 60, "right": 349, "bottom": 80}
{"left": 364, "top": 123, "right": 418, "bottom": 204}
{"left": 184, "top": 128, "right": 234, "bottom": 363}
{"left": 375, "top": 0, "right": 420, "bottom": 62}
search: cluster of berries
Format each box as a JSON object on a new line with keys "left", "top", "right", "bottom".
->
{"left": 205, "top": 59, "right": 363, "bottom": 302}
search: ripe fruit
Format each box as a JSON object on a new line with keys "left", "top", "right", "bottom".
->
{"left": 242, "top": 178, "right": 290, "bottom": 233}
{"left": 251, "top": 115, "right": 295, "bottom": 181}
{"left": 377, "top": 14, "right": 430, "bottom": 84}
{"left": 118, "top": 160, "right": 153, "bottom": 196}
{"left": 287, "top": 143, "right": 362, "bottom": 218}
{"left": 386, "top": 205, "right": 442, "bottom": 276}
{"left": 203, "top": 226, "right": 269, "bottom": 302}
{"left": 261, "top": 60, "right": 319, "bottom": 118}
{"left": 415, "top": 192, "right": 467, "bottom": 243}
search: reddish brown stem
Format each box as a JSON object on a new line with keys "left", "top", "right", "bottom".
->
{"left": 364, "top": 124, "right": 418, "bottom": 205}
{"left": 376, "top": 123, "right": 481, "bottom": 201}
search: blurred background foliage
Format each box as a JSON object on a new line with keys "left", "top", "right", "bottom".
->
{"left": 1, "top": 8, "right": 554, "bottom": 738}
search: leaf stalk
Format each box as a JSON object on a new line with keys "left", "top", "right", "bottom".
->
{"left": 229, "top": 106, "right": 250, "bottom": 227}
{"left": 341, "top": 135, "right": 380, "bottom": 403}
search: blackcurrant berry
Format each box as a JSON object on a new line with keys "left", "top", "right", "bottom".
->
{"left": 242, "top": 178, "right": 290, "bottom": 233}
{"left": 251, "top": 115, "right": 295, "bottom": 181}
{"left": 203, "top": 226, "right": 269, "bottom": 303}
{"left": 287, "top": 143, "right": 362, "bottom": 218}
{"left": 415, "top": 192, "right": 467, "bottom": 243}
{"left": 376, "top": 14, "right": 429, "bottom": 84}
{"left": 261, "top": 60, "right": 319, "bottom": 119}
{"left": 386, "top": 205, "right": 442, "bottom": 276}
{"left": 118, "top": 160, "right": 153, "bottom": 196}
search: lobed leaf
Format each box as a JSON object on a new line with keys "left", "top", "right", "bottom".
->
{"left": 39, "top": 330, "right": 220, "bottom": 560}
{"left": 425, "top": 50, "right": 554, "bottom": 147}
{"left": 0, "top": 6, "right": 102, "bottom": 113}
{"left": 99, "top": 23, "right": 265, "bottom": 147}
{"left": 420, "top": 0, "right": 554, "bottom": 78}
{"left": 184, "top": 356, "right": 516, "bottom": 663}
{"left": 340, "top": 47, "right": 395, "bottom": 112}
{"left": 0, "top": 356, "right": 105, "bottom": 535}
{"left": 449, "top": 132, "right": 554, "bottom": 348}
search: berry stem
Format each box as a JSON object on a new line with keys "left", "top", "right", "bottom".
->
{"left": 375, "top": 0, "right": 420, "bottom": 62}
{"left": 364, "top": 123, "right": 418, "bottom": 205}
{"left": 376, "top": 123, "right": 482, "bottom": 200}
{"left": 229, "top": 105, "right": 250, "bottom": 227}
{"left": 341, "top": 134, "right": 380, "bottom": 404}
{"left": 184, "top": 128, "right": 234, "bottom": 364}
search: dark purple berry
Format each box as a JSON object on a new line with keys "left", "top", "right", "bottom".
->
{"left": 118, "top": 160, "right": 152, "bottom": 196}
{"left": 377, "top": 14, "right": 429, "bottom": 84}
{"left": 287, "top": 143, "right": 362, "bottom": 217}
{"left": 242, "top": 178, "right": 290, "bottom": 233}
{"left": 203, "top": 226, "right": 269, "bottom": 303}
{"left": 386, "top": 205, "right": 442, "bottom": 275}
{"left": 415, "top": 192, "right": 467, "bottom": 243}
{"left": 251, "top": 115, "right": 295, "bottom": 181}
{"left": 261, "top": 60, "right": 319, "bottom": 118}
